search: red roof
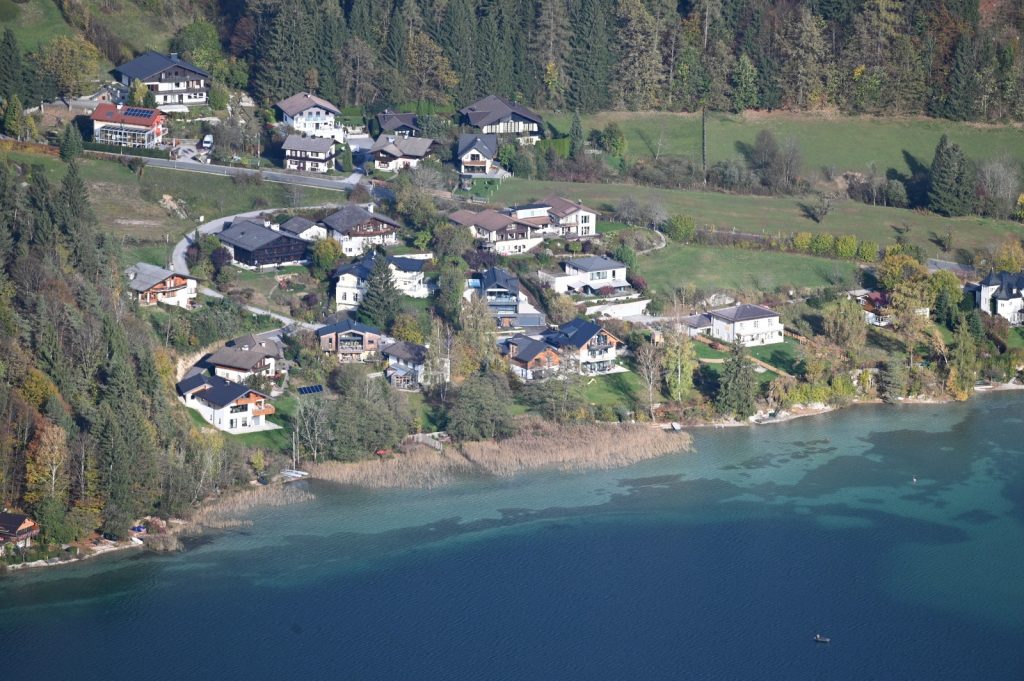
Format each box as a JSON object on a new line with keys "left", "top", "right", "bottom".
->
{"left": 90, "top": 103, "right": 164, "bottom": 128}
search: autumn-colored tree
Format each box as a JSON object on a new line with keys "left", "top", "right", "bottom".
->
{"left": 38, "top": 35, "right": 100, "bottom": 98}
{"left": 876, "top": 253, "right": 927, "bottom": 291}
{"left": 391, "top": 312, "right": 426, "bottom": 344}
{"left": 310, "top": 238, "right": 343, "bottom": 278}
{"left": 23, "top": 419, "right": 70, "bottom": 510}
{"left": 405, "top": 30, "right": 458, "bottom": 104}
{"left": 993, "top": 238, "right": 1024, "bottom": 273}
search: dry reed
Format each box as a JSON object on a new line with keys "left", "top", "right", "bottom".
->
{"left": 310, "top": 420, "right": 692, "bottom": 489}
{"left": 187, "top": 484, "right": 315, "bottom": 531}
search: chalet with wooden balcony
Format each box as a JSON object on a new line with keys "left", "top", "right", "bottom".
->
{"left": 0, "top": 512, "right": 40, "bottom": 556}
{"left": 457, "top": 133, "right": 498, "bottom": 175}
{"left": 508, "top": 195, "right": 599, "bottom": 237}
{"left": 541, "top": 319, "right": 622, "bottom": 374}
{"left": 113, "top": 51, "right": 209, "bottom": 107}
{"left": 276, "top": 92, "right": 342, "bottom": 141}
{"left": 217, "top": 219, "right": 310, "bottom": 268}
{"left": 124, "top": 262, "right": 197, "bottom": 308}
{"left": 91, "top": 103, "right": 166, "bottom": 148}
{"left": 319, "top": 204, "right": 401, "bottom": 256}
{"left": 316, "top": 319, "right": 382, "bottom": 362}
{"left": 448, "top": 208, "right": 542, "bottom": 255}
{"left": 282, "top": 134, "right": 336, "bottom": 173}
{"left": 205, "top": 346, "right": 278, "bottom": 383}
{"left": 376, "top": 109, "right": 421, "bottom": 136}
{"left": 459, "top": 95, "right": 543, "bottom": 143}
{"left": 369, "top": 134, "right": 434, "bottom": 172}
{"left": 176, "top": 374, "right": 275, "bottom": 434}
{"left": 502, "top": 334, "right": 562, "bottom": 381}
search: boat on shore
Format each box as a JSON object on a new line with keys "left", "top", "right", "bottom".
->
{"left": 280, "top": 469, "right": 310, "bottom": 479}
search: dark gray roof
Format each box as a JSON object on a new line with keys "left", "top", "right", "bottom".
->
{"left": 709, "top": 304, "right": 779, "bottom": 323}
{"left": 457, "top": 133, "right": 498, "bottom": 159}
{"left": 218, "top": 220, "right": 303, "bottom": 251}
{"left": 276, "top": 92, "right": 340, "bottom": 117}
{"left": 115, "top": 51, "right": 209, "bottom": 81}
{"left": 680, "top": 313, "right": 713, "bottom": 329}
{"left": 0, "top": 511, "right": 34, "bottom": 536}
{"left": 478, "top": 267, "right": 519, "bottom": 294}
{"left": 331, "top": 251, "right": 427, "bottom": 280}
{"left": 206, "top": 347, "right": 271, "bottom": 371}
{"left": 377, "top": 109, "right": 420, "bottom": 133}
{"left": 459, "top": 95, "right": 543, "bottom": 128}
{"left": 124, "top": 262, "right": 193, "bottom": 292}
{"left": 383, "top": 340, "right": 427, "bottom": 365}
{"left": 370, "top": 134, "right": 434, "bottom": 158}
{"left": 980, "top": 270, "right": 1024, "bottom": 300}
{"left": 542, "top": 318, "right": 604, "bottom": 349}
{"left": 320, "top": 204, "right": 401, "bottom": 234}
{"left": 175, "top": 374, "right": 268, "bottom": 408}
{"left": 282, "top": 134, "right": 335, "bottom": 154}
{"left": 566, "top": 256, "right": 625, "bottom": 272}
{"left": 278, "top": 216, "right": 317, "bottom": 235}
{"left": 507, "top": 335, "right": 555, "bottom": 362}
{"left": 316, "top": 319, "right": 381, "bottom": 338}
{"left": 229, "top": 333, "right": 283, "bottom": 358}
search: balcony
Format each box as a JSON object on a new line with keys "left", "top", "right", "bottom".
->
{"left": 252, "top": 404, "right": 275, "bottom": 417}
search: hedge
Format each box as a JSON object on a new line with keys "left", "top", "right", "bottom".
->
{"left": 82, "top": 141, "right": 170, "bottom": 159}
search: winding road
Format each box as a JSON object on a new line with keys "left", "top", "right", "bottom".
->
{"left": 145, "top": 157, "right": 362, "bottom": 192}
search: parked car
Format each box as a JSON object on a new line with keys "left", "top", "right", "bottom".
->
{"left": 200, "top": 134, "right": 214, "bottom": 150}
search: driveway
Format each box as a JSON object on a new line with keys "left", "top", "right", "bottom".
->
{"left": 144, "top": 157, "right": 359, "bottom": 193}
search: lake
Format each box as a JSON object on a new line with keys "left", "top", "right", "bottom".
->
{"left": 2, "top": 394, "right": 1023, "bottom": 680}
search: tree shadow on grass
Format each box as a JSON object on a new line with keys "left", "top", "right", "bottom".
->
{"left": 798, "top": 202, "right": 822, "bottom": 222}
{"left": 867, "top": 327, "right": 904, "bottom": 354}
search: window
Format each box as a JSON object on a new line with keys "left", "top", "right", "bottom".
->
{"left": 230, "top": 404, "right": 247, "bottom": 414}
{"left": 470, "top": 153, "right": 480, "bottom": 161}
{"left": 581, "top": 215, "right": 590, "bottom": 223}
{"left": 241, "top": 418, "right": 248, "bottom": 427}
{"left": 229, "top": 419, "right": 236, "bottom": 429}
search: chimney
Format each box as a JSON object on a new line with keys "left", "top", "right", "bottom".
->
{"left": 170, "top": 52, "right": 179, "bottom": 61}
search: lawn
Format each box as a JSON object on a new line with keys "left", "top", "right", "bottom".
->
{"left": 640, "top": 243, "right": 859, "bottom": 295}
{"left": 581, "top": 370, "right": 660, "bottom": 410}
{"left": 1006, "top": 327, "right": 1024, "bottom": 351}
{"left": 747, "top": 338, "right": 803, "bottom": 375}
{"left": 0, "top": 0, "right": 72, "bottom": 51}
{"left": 597, "top": 220, "right": 630, "bottom": 234}
{"left": 492, "top": 178, "right": 1022, "bottom": 257}
{"left": 693, "top": 341, "right": 729, "bottom": 360}
{"left": 546, "top": 110, "right": 1024, "bottom": 180}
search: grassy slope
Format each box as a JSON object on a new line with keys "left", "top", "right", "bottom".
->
{"left": 0, "top": 0, "right": 72, "bottom": 51}
{"left": 547, "top": 110, "right": 1024, "bottom": 178}
{"left": 492, "top": 178, "right": 1022, "bottom": 256}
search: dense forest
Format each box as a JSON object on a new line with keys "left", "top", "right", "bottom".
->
{"left": 201, "top": 0, "right": 1023, "bottom": 120}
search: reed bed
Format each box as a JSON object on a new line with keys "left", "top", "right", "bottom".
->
{"left": 310, "top": 420, "right": 692, "bottom": 489}
{"left": 187, "top": 484, "right": 315, "bottom": 531}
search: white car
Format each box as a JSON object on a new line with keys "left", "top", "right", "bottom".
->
{"left": 200, "top": 134, "right": 214, "bottom": 150}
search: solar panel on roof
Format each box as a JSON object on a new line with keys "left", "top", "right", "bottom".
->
{"left": 297, "top": 385, "right": 324, "bottom": 396}
{"left": 124, "top": 107, "right": 154, "bottom": 118}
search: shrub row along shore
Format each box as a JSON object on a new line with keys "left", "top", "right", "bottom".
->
{"left": 309, "top": 419, "right": 693, "bottom": 490}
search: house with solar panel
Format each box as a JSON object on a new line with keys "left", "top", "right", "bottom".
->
{"left": 124, "top": 262, "right": 197, "bottom": 308}
{"left": 275, "top": 92, "right": 343, "bottom": 142}
{"left": 217, "top": 218, "right": 310, "bottom": 268}
{"left": 459, "top": 95, "right": 544, "bottom": 144}
{"left": 113, "top": 51, "right": 210, "bottom": 107}
{"left": 91, "top": 103, "right": 167, "bottom": 148}
{"left": 282, "top": 134, "right": 336, "bottom": 173}
{"left": 176, "top": 373, "right": 276, "bottom": 434}
{"left": 332, "top": 251, "right": 431, "bottom": 312}
{"left": 316, "top": 319, "right": 382, "bottom": 362}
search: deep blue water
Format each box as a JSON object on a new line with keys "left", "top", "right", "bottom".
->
{"left": 2, "top": 394, "right": 1024, "bottom": 680}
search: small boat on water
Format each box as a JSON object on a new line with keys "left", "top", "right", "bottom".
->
{"left": 814, "top": 634, "right": 831, "bottom": 644}
{"left": 280, "top": 469, "right": 310, "bottom": 479}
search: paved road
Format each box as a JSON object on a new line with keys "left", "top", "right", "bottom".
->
{"left": 145, "top": 157, "right": 359, "bottom": 192}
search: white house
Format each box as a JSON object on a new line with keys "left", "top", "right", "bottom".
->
{"left": 704, "top": 304, "right": 785, "bottom": 346}
{"left": 277, "top": 216, "right": 328, "bottom": 242}
{"left": 320, "top": 204, "right": 401, "bottom": 256}
{"left": 508, "top": 195, "right": 599, "bottom": 237}
{"left": 369, "top": 135, "right": 434, "bottom": 172}
{"left": 205, "top": 346, "right": 278, "bottom": 384}
{"left": 456, "top": 134, "right": 499, "bottom": 175}
{"left": 333, "top": 251, "right": 431, "bottom": 311}
{"left": 276, "top": 92, "right": 343, "bottom": 142}
{"left": 539, "top": 256, "right": 630, "bottom": 295}
{"left": 176, "top": 374, "right": 277, "bottom": 434}
{"left": 381, "top": 341, "right": 430, "bottom": 391}
{"left": 124, "top": 262, "right": 197, "bottom": 308}
{"left": 91, "top": 103, "right": 166, "bottom": 148}
{"left": 113, "top": 51, "right": 209, "bottom": 107}
{"left": 449, "top": 208, "right": 543, "bottom": 255}
{"left": 541, "top": 318, "right": 622, "bottom": 374}
{"left": 282, "top": 134, "right": 336, "bottom": 173}
{"left": 974, "top": 270, "right": 1024, "bottom": 325}
{"left": 459, "top": 95, "right": 544, "bottom": 143}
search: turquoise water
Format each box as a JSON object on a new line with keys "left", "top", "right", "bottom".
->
{"left": 2, "top": 394, "right": 1023, "bottom": 680}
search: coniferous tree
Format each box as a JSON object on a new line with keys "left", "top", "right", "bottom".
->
{"left": 928, "top": 135, "right": 973, "bottom": 217}
{"left": 566, "top": 0, "right": 612, "bottom": 112}
{"left": 943, "top": 36, "right": 978, "bottom": 121}
{"left": 26, "top": 166, "right": 57, "bottom": 250}
{"left": 439, "top": 0, "right": 477, "bottom": 104}
{"left": 57, "top": 161, "right": 100, "bottom": 278}
{"left": 357, "top": 252, "right": 399, "bottom": 328}
{"left": 3, "top": 93, "right": 23, "bottom": 139}
{"left": 0, "top": 28, "right": 22, "bottom": 103}
{"left": 532, "top": 0, "right": 570, "bottom": 108}
{"left": 568, "top": 111, "right": 583, "bottom": 159}
{"left": 731, "top": 53, "right": 759, "bottom": 112}
{"left": 59, "top": 123, "right": 83, "bottom": 162}
{"left": 716, "top": 342, "right": 757, "bottom": 418}
{"left": 611, "top": 0, "right": 663, "bottom": 110}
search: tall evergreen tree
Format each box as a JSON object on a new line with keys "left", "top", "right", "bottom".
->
{"left": 928, "top": 134, "right": 973, "bottom": 217}
{"left": 566, "top": 0, "right": 612, "bottom": 112}
{"left": 944, "top": 35, "right": 978, "bottom": 121}
{"left": 611, "top": 0, "right": 663, "bottom": 110}
{"left": 439, "top": 0, "right": 477, "bottom": 104}
{"left": 0, "top": 28, "right": 22, "bottom": 103}
{"left": 26, "top": 166, "right": 57, "bottom": 250}
{"left": 731, "top": 53, "right": 759, "bottom": 112}
{"left": 568, "top": 111, "right": 583, "bottom": 159}
{"left": 3, "top": 93, "right": 23, "bottom": 139}
{"left": 57, "top": 161, "right": 100, "bottom": 277}
{"left": 532, "top": 0, "right": 571, "bottom": 107}
{"left": 59, "top": 123, "right": 83, "bottom": 162}
{"left": 716, "top": 342, "right": 758, "bottom": 418}
{"left": 357, "top": 252, "right": 399, "bottom": 328}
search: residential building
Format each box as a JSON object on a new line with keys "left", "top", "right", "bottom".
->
{"left": 320, "top": 204, "right": 401, "bottom": 256}
{"left": 228, "top": 333, "right": 284, "bottom": 360}
{"left": 459, "top": 95, "right": 543, "bottom": 142}
{"left": 539, "top": 256, "right": 630, "bottom": 295}
{"left": 0, "top": 512, "right": 40, "bottom": 556}
{"left": 176, "top": 374, "right": 275, "bottom": 434}
{"left": 382, "top": 341, "right": 429, "bottom": 391}
{"left": 448, "top": 208, "right": 542, "bottom": 255}
{"left": 278, "top": 216, "right": 328, "bottom": 242}
{"left": 282, "top": 134, "right": 336, "bottom": 173}
{"left": 205, "top": 346, "right": 278, "bottom": 383}
{"left": 503, "top": 334, "right": 561, "bottom": 381}
{"left": 113, "top": 51, "right": 209, "bottom": 107}
{"left": 709, "top": 304, "right": 785, "bottom": 346}
{"left": 508, "top": 195, "right": 599, "bottom": 237}
{"left": 467, "top": 267, "right": 546, "bottom": 329}
{"left": 541, "top": 319, "right": 622, "bottom": 374}
{"left": 124, "top": 262, "right": 197, "bottom": 308}
{"left": 91, "top": 103, "right": 166, "bottom": 148}
{"left": 316, "top": 319, "right": 382, "bottom": 362}
{"left": 456, "top": 134, "right": 498, "bottom": 175}
{"left": 333, "top": 251, "right": 431, "bottom": 311}
{"left": 974, "top": 270, "right": 1024, "bottom": 325}
{"left": 217, "top": 219, "right": 309, "bottom": 268}
{"left": 369, "top": 135, "right": 434, "bottom": 172}
{"left": 376, "top": 109, "right": 420, "bottom": 136}
{"left": 275, "top": 92, "right": 342, "bottom": 141}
